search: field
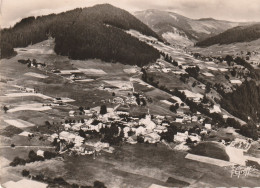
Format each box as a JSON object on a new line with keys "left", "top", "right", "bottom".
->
{"left": 189, "top": 142, "right": 230, "bottom": 161}
{"left": 1, "top": 38, "right": 260, "bottom": 187}
{"left": 2, "top": 143, "right": 259, "bottom": 187}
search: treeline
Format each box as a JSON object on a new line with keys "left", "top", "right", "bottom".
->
{"left": 21, "top": 170, "right": 107, "bottom": 188}
{"left": 142, "top": 69, "right": 259, "bottom": 140}
{"left": 196, "top": 24, "right": 260, "bottom": 46}
{"left": 1, "top": 4, "right": 160, "bottom": 66}
{"left": 10, "top": 150, "right": 57, "bottom": 167}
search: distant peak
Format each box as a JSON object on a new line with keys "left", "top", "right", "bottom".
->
{"left": 91, "top": 3, "right": 116, "bottom": 9}
{"left": 197, "top": 18, "right": 216, "bottom": 21}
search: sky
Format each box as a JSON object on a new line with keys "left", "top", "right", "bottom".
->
{"left": 1, "top": 0, "right": 260, "bottom": 28}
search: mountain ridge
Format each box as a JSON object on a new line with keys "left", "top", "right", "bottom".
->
{"left": 196, "top": 23, "right": 260, "bottom": 46}
{"left": 134, "top": 9, "right": 256, "bottom": 46}
{"left": 1, "top": 4, "right": 161, "bottom": 66}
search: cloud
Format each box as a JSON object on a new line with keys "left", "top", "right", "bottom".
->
{"left": 1, "top": 0, "right": 260, "bottom": 28}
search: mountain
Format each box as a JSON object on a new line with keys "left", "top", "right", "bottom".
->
{"left": 134, "top": 9, "right": 249, "bottom": 46}
{"left": 196, "top": 24, "right": 260, "bottom": 47}
{"left": 1, "top": 4, "right": 161, "bottom": 66}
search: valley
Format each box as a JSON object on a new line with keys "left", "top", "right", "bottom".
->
{"left": 1, "top": 3, "right": 260, "bottom": 188}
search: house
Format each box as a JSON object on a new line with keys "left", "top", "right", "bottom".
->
{"left": 189, "top": 133, "right": 201, "bottom": 142}
{"left": 69, "top": 110, "right": 75, "bottom": 117}
{"left": 74, "top": 136, "right": 85, "bottom": 146}
{"left": 174, "top": 131, "right": 188, "bottom": 142}
{"left": 205, "top": 124, "right": 212, "bottom": 129}
{"left": 59, "top": 131, "right": 76, "bottom": 142}
{"left": 64, "top": 124, "right": 71, "bottom": 130}
{"left": 209, "top": 105, "right": 221, "bottom": 113}
{"left": 161, "top": 100, "right": 173, "bottom": 106}
{"left": 162, "top": 68, "right": 171, "bottom": 73}
{"left": 197, "top": 84, "right": 206, "bottom": 90}
{"left": 123, "top": 127, "right": 131, "bottom": 137}
{"left": 71, "top": 123, "right": 83, "bottom": 131}
{"left": 175, "top": 116, "right": 184, "bottom": 123}
{"left": 144, "top": 132, "right": 160, "bottom": 143}
{"left": 49, "top": 133, "right": 58, "bottom": 142}
{"left": 191, "top": 116, "right": 198, "bottom": 122}
{"left": 230, "top": 79, "right": 242, "bottom": 85}
{"left": 37, "top": 150, "right": 45, "bottom": 157}
{"left": 125, "top": 96, "right": 137, "bottom": 105}
{"left": 179, "top": 89, "right": 203, "bottom": 102}
{"left": 135, "top": 126, "right": 147, "bottom": 136}
{"left": 176, "top": 109, "right": 184, "bottom": 115}
{"left": 223, "top": 115, "right": 230, "bottom": 119}
{"left": 2, "top": 179, "right": 48, "bottom": 188}
{"left": 154, "top": 126, "right": 167, "bottom": 133}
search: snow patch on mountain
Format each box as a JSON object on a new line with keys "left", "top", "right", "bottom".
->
{"left": 170, "top": 14, "right": 178, "bottom": 21}
{"left": 162, "top": 31, "right": 194, "bottom": 46}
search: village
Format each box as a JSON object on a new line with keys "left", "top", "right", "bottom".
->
{"left": 1, "top": 33, "right": 260, "bottom": 188}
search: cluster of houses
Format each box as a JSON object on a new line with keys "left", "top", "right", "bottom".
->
{"left": 46, "top": 94, "right": 215, "bottom": 156}
{"left": 148, "top": 60, "right": 187, "bottom": 75}
{"left": 17, "top": 86, "right": 36, "bottom": 93}
{"left": 18, "top": 58, "right": 46, "bottom": 68}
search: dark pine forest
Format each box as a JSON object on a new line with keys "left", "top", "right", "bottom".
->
{"left": 1, "top": 4, "right": 161, "bottom": 66}
{"left": 196, "top": 24, "right": 260, "bottom": 47}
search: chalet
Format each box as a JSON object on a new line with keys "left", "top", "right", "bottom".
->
{"left": 69, "top": 110, "right": 75, "bottom": 117}
{"left": 64, "top": 124, "right": 71, "bottom": 130}
{"left": 175, "top": 116, "right": 184, "bottom": 123}
{"left": 176, "top": 109, "right": 184, "bottom": 115}
{"left": 144, "top": 132, "right": 160, "bottom": 143}
{"left": 205, "top": 124, "right": 212, "bottom": 129}
{"left": 174, "top": 131, "right": 188, "bottom": 142}
{"left": 49, "top": 133, "right": 58, "bottom": 142}
{"left": 59, "top": 131, "right": 76, "bottom": 142}
{"left": 180, "top": 89, "right": 203, "bottom": 103}
{"left": 189, "top": 133, "right": 201, "bottom": 142}
{"left": 191, "top": 116, "right": 198, "bottom": 122}
{"left": 222, "top": 115, "right": 230, "bottom": 119}
{"left": 197, "top": 84, "right": 206, "bottom": 90}
{"left": 209, "top": 105, "right": 221, "bottom": 113}
{"left": 154, "top": 126, "right": 167, "bottom": 133}
{"left": 230, "top": 79, "right": 242, "bottom": 85}
{"left": 37, "top": 150, "right": 44, "bottom": 157}
{"left": 162, "top": 68, "right": 171, "bottom": 73}
{"left": 135, "top": 126, "right": 146, "bottom": 136}
{"left": 71, "top": 123, "right": 83, "bottom": 131}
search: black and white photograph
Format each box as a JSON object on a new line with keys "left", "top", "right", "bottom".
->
{"left": 0, "top": 0, "right": 260, "bottom": 187}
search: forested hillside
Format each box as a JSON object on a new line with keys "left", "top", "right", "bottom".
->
{"left": 196, "top": 24, "right": 260, "bottom": 46}
{"left": 1, "top": 4, "right": 160, "bottom": 66}
{"left": 220, "top": 80, "right": 260, "bottom": 122}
